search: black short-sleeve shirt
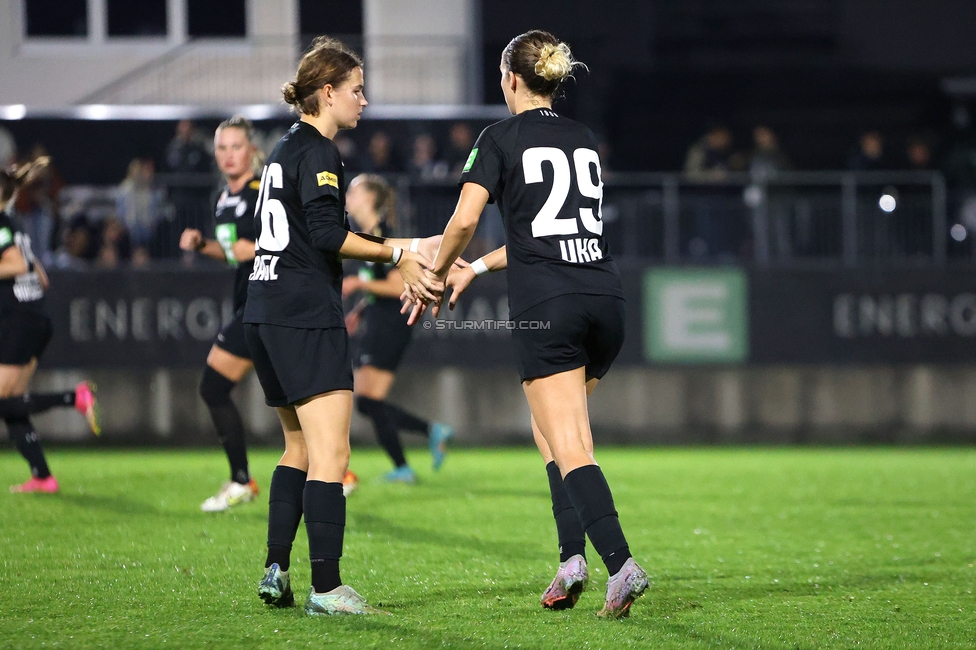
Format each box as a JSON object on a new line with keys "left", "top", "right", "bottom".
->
{"left": 213, "top": 176, "right": 260, "bottom": 313}
{"left": 244, "top": 121, "right": 349, "bottom": 329}
{"left": 0, "top": 213, "right": 45, "bottom": 316}
{"left": 459, "top": 108, "right": 622, "bottom": 319}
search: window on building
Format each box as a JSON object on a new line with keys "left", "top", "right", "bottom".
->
{"left": 25, "top": 0, "right": 87, "bottom": 37}
{"left": 107, "top": 0, "right": 167, "bottom": 37}
{"left": 300, "top": 0, "right": 362, "bottom": 51}
{"left": 188, "top": 0, "right": 246, "bottom": 38}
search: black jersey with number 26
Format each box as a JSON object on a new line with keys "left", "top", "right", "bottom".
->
{"left": 459, "top": 108, "right": 622, "bottom": 319}
{"left": 213, "top": 177, "right": 260, "bottom": 313}
{"left": 0, "top": 213, "right": 45, "bottom": 315}
{"left": 244, "top": 121, "right": 349, "bottom": 329}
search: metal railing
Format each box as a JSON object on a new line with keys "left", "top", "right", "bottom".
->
{"left": 402, "top": 170, "right": 951, "bottom": 267}
{"left": 47, "top": 170, "right": 959, "bottom": 268}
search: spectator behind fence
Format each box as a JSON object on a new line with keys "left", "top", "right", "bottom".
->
{"left": 408, "top": 133, "right": 449, "bottom": 181}
{"left": 165, "top": 119, "right": 211, "bottom": 173}
{"left": 748, "top": 126, "right": 791, "bottom": 178}
{"left": 50, "top": 214, "right": 98, "bottom": 269}
{"left": 445, "top": 122, "right": 475, "bottom": 176}
{"left": 164, "top": 119, "right": 213, "bottom": 242}
{"left": 905, "top": 135, "right": 935, "bottom": 171}
{"left": 333, "top": 134, "right": 359, "bottom": 170}
{"left": 13, "top": 145, "right": 63, "bottom": 262}
{"left": 684, "top": 124, "right": 737, "bottom": 181}
{"left": 683, "top": 125, "right": 742, "bottom": 258}
{"left": 745, "top": 126, "right": 793, "bottom": 260}
{"left": 96, "top": 216, "right": 133, "bottom": 268}
{"left": 361, "top": 131, "right": 403, "bottom": 174}
{"left": 847, "top": 131, "right": 888, "bottom": 170}
{"left": 116, "top": 158, "right": 163, "bottom": 265}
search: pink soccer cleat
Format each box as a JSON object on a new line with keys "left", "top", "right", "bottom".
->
{"left": 10, "top": 476, "right": 59, "bottom": 493}
{"left": 74, "top": 381, "right": 100, "bottom": 436}
{"left": 597, "top": 557, "right": 649, "bottom": 619}
{"left": 541, "top": 554, "right": 589, "bottom": 610}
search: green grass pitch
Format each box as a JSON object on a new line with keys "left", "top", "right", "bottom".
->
{"left": 2, "top": 446, "right": 975, "bottom": 649}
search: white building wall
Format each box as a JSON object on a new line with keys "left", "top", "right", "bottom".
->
{"left": 363, "top": 0, "right": 479, "bottom": 104}
{"left": 0, "top": 0, "right": 298, "bottom": 107}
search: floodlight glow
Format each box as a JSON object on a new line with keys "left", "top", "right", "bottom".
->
{"left": 951, "top": 224, "right": 968, "bottom": 242}
{"left": 0, "top": 104, "right": 27, "bottom": 120}
{"left": 878, "top": 193, "right": 897, "bottom": 212}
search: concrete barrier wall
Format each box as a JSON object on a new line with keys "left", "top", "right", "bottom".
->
{"left": 26, "top": 366, "right": 976, "bottom": 446}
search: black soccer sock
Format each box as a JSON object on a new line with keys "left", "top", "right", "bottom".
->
{"left": 547, "top": 461, "right": 586, "bottom": 562}
{"left": 6, "top": 416, "right": 51, "bottom": 479}
{"left": 200, "top": 367, "right": 250, "bottom": 485}
{"left": 265, "top": 465, "right": 307, "bottom": 572}
{"left": 0, "top": 392, "right": 75, "bottom": 418}
{"left": 385, "top": 403, "right": 430, "bottom": 436}
{"left": 356, "top": 396, "right": 408, "bottom": 468}
{"left": 304, "top": 480, "right": 345, "bottom": 593}
{"left": 562, "top": 464, "right": 632, "bottom": 576}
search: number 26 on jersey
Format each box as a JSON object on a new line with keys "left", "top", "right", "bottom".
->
{"left": 250, "top": 162, "right": 288, "bottom": 281}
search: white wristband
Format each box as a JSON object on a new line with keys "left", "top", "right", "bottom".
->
{"left": 409, "top": 237, "right": 421, "bottom": 253}
{"left": 471, "top": 258, "right": 489, "bottom": 276}
{"left": 390, "top": 247, "right": 403, "bottom": 265}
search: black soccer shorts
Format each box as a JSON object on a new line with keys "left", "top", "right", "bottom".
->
{"left": 0, "top": 310, "right": 53, "bottom": 366}
{"left": 213, "top": 313, "right": 251, "bottom": 360}
{"left": 511, "top": 293, "right": 625, "bottom": 383}
{"left": 352, "top": 304, "right": 413, "bottom": 372}
{"left": 244, "top": 323, "right": 354, "bottom": 407}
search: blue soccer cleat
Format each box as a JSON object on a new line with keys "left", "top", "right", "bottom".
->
{"left": 383, "top": 465, "right": 417, "bottom": 484}
{"left": 428, "top": 422, "right": 455, "bottom": 471}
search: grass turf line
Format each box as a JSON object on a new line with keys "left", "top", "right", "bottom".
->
{"left": 1, "top": 447, "right": 975, "bottom": 649}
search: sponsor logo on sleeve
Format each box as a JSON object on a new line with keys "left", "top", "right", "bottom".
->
{"left": 0, "top": 228, "right": 11, "bottom": 247}
{"left": 463, "top": 148, "right": 478, "bottom": 173}
{"left": 317, "top": 171, "right": 339, "bottom": 188}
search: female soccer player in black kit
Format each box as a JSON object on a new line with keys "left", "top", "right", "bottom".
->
{"left": 246, "top": 37, "right": 440, "bottom": 615}
{"left": 342, "top": 173, "right": 455, "bottom": 483}
{"left": 179, "top": 116, "right": 263, "bottom": 512}
{"left": 0, "top": 157, "right": 99, "bottom": 493}
{"left": 405, "top": 31, "right": 649, "bottom": 618}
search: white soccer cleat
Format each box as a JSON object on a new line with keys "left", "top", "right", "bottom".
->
{"left": 304, "top": 585, "right": 389, "bottom": 615}
{"left": 200, "top": 479, "right": 259, "bottom": 512}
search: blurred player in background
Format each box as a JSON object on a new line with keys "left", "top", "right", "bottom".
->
{"left": 0, "top": 156, "right": 99, "bottom": 493}
{"left": 180, "top": 116, "right": 263, "bottom": 512}
{"left": 180, "top": 117, "right": 359, "bottom": 510}
{"left": 342, "top": 173, "right": 455, "bottom": 483}
{"left": 246, "top": 37, "right": 439, "bottom": 616}
{"left": 405, "top": 31, "right": 649, "bottom": 618}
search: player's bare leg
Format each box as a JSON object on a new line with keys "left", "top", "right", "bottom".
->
{"left": 524, "top": 368, "right": 647, "bottom": 617}
{"left": 295, "top": 391, "right": 385, "bottom": 615}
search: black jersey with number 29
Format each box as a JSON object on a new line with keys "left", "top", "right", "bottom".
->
{"left": 244, "top": 121, "right": 349, "bottom": 329}
{"left": 459, "top": 108, "right": 622, "bottom": 319}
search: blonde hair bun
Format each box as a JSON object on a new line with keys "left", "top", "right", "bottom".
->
{"left": 535, "top": 42, "right": 575, "bottom": 82}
